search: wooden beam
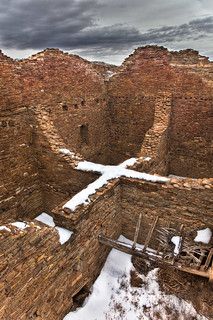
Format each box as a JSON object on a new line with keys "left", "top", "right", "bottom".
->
{"left": 176, "top": 265, "right": 210, "bottom": 279}
{"left": 209, "top": 266, "right": 213, "bottom": 283}
{"left": 99, "top": 234, "right": 210, "bottom": 280}
{"left": 142, "top": 216, "right": 159, "bottom": 252}
{"left": 98, "top": 234, "right": 162, "bottom": 261}
{"left": 132, "top": 212, "right": 142, "bottom": 250}
{"left": 201, "top": 248, "right": 213, "bottom": 271}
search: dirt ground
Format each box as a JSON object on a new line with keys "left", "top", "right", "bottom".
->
{"left": 132, "top": 257, "right": 213, "bottom": 319}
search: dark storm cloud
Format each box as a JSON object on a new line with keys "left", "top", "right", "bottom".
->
{"left": 0, "top": 0, "right": 213, "bottom": 53}
{"left": 0, "top": 0, "right": 100, "bottom": 48}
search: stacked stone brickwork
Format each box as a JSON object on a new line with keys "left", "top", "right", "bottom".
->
{"left": 168, "top": 94, "right": 213, "bottom": 177}
{"left": 0, "top": 51, "right": 43, "bottom": 222}
{"left": 31, "top": 104, "right": 98, "bottom": 213}
{"left": 20, "top": 49, "right": 111, "bottom": 164}
{"left": 108, "top": 46, "right": 213, "bottom": 176}
{"left": 0, "top": 45, "right": 213, "bottom": 319}
{"left": 2, "top": 175, "right": 212, "bottom": 319}
{"left": 120, "top": 177, "right": 213, "bottom": 248}
{"left": 0, "top": 182, "right": 121, "bottom": 320}
{"left": 139, "top": 93, "right": 171, "bottom": 175}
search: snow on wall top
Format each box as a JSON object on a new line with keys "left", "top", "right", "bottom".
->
{"left": 63, "top": 158, "right": 169, "bottom": 212}
{"left": 35, "top": 213, "right": 73, "bottom": 245}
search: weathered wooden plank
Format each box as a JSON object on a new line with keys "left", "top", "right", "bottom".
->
{"left": 142, "top": 216, "right": 159, "bottom": 252}
{"left": 201, "top": 248, "right": 213, "bottom": 271}
{"left": 98, "top": 234, "right": 161, "bottom": 260}
{"left": 176, "top": 265, "right": 209, "bottom": 279}
{"left": 132, "top": 212, "right": 142, "bottom": 250}
{"left": 99, "top": 234, "right": 211, "bottom": 280}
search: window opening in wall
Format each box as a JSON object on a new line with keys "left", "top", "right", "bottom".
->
{"left": 62, "top": 103, "right": 68, "bottom": 111}
{"left": 80, "top": 124, "right": 89, "bottom": 144}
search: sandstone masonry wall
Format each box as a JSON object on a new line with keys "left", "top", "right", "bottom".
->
{"left": 1, "top": 172, "right": 212, "bottom": 319}
{"left": 109, "top": 46, "right": 213, "bottom": 176}
{"left": 0, "top": 183, "right": 121, "bottom": 320}
{"left": 120, "top": 178, "right": 213, "bottom": 248}
{"left": 1, "top": 46, "right": 213, "bottom": 224}
{"left": 168, "top": 94, "right": 213, "bottom": 177}
{"left": 0, "top": 49, "right": 105, "bottom": 221}
{"left": 31, "top": 104, "right": 98, "bottom": 214}
{"left": 0, "top": 45, "right": 213, "bottom": 320}
{"left": 0, "top": 52, "right": 43, "bottom": 222}
{"left": 21, "top": 49, "right": 111, "bottom": 164}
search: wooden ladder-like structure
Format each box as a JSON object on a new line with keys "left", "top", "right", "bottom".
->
{"left": 99, "top": 214, "right": 213, "bottom": 282}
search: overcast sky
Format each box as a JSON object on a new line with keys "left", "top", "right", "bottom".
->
{"left": 0, "top": 0, "right": 213, "bottom": 64}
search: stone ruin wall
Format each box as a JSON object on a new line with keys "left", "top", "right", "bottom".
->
{"left": 0, "top": 52, "right": 43, "bottom": 221}
{"left": 108, "top": 46, "right": 213, "bottom": 176}
{"left": 1, "top": 182, "right": 121, "bottom": 320}
{"left": 19, "top": 49, "right": 114, "bottom": 215}
{"left": 20, "top": 49, "right": 112, "bottom": 164}
{"left": 1, "top": 46, "right": 213, "bottom": 223}
{"left": 169, "top": 94, "right": 213, "bottom": 177}
{"left": 120, "top": 178, "right": 213, "bottom": 248}
{"left": 0, "top": 45, "right": 213, "bottom": 319}
{"left": 30, "top": 104, "right": 98, "bottom": 215}
{"left": 0, "top": 49, "right": 110, "bottom": 222}
{"left": 1, "top": 176, "right": 212, "bottom": 319}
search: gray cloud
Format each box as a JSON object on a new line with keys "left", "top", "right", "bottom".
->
{"left": 0, "top": 0, "right": 213, "bottom": 62}
{"left": 0, "top": 0, "right": 99, "bottom": 48}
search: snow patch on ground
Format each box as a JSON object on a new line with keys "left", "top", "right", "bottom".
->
{"left": 64, "top": 159, "right": 169, "bottom": 211}
{"left": 194, "top": 228, "right": 212, "bottom": 244}
{"left": 171, "top": 236, "right": 182, "bottom": 256}
{"left": 0, "top": 226, "right": 11, "bottom": 232}
{"left": 35, "top": 213, "right": 73, "bottom": 245}
{"left": 64, "top": 236, "right": 206, "bottom": 320}
{"left": 11, "top": 222, "right": 28, "bottom": 230}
